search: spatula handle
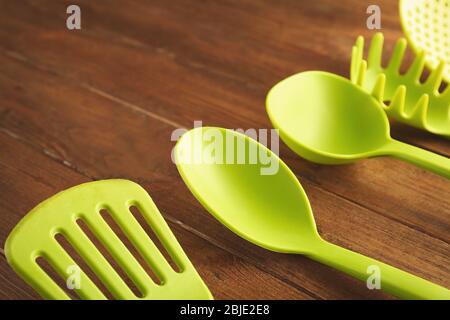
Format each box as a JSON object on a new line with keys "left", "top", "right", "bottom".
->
{"left": 309, "top": 240, "right": 450, "bottom": 300}
{"left": 382, "top": 140, "right": 450, "bottom": 179}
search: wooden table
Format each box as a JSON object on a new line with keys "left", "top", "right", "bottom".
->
{"left": 0, "top": 0, "right": 448, "bottom": 300}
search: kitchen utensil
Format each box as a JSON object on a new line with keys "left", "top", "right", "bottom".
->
{"left": 399, "top": 0, "right": 450, "bottom": 82}
{"left": 350, "top": 32, "right": 450, "bottom": 137}
{"left": 266, "top": 71, "right": 450, "bottom": 179}
{"left": 5, "top": 179, "right": 212, "bottom": 300}
{"left": 174, "top": 127, "right": 450, "bottom": 299}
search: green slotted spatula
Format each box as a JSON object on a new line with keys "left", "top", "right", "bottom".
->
{"left": 4, "top": 179, "right": 213, "bottom": 300}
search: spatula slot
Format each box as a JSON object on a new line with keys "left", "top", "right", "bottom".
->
{"left": 438, "top": 81, "right": 448, "bottom": 93}
{"left": 129, "top": 204, "right": 182, "bottom": 273}
{"left": 75, "top": 218, "right": 144, "bottom": 298}
{"left": 54, "top": 233, "right": 115, "bottom": 300}
{"left": 99, "top": 208, "right": 163, "bottom": 285}
{"left": 35, "top": 255, "right": 80, "bottom": 300}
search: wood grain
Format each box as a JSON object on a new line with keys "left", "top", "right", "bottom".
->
{"left": 0, "top": 0, "right": 448, "bottom": 299}
{"left": 0, "top": 255, "right": 41, "bottom": 300}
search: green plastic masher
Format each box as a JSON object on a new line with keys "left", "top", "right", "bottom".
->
{"left": 399, "top": 0, "right": 450, "bottom": 83}
{"left": 350, "top": 32, "right": 450, "bottom": 137}
{"left": 266, "top": 71, "right": 450, "bottom": 179}
{"left": 4, "top": 179, "right": 213, "bottom": 300}
{"left": 174, "top": 127, "right": 450, "bottom": 299}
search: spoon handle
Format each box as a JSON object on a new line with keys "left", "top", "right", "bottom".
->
{"left": 309, "top": 240, "right": 450, "bottom": 300}
{"left": 381, "top": 140, "right": 450, "bottom": 179}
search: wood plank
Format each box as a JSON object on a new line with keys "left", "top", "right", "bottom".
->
{"left": 0, "top": 132, "right": 309, "bottom": 300}
{"left": 0, "top": 51, "right": 448, "bottom": 299}
{"left": 0, "top": 0, "right": 445, "bottom": 149}
{"left": 0, "top": 0, "right": 448, "bottom": 300}
{"left": 0, "top": 0, "right": 447, "bottom": 245}
{"left": 0, "top": 255, "right": 41, "bottom": 300}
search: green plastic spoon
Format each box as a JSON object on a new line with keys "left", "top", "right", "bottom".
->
{"left": 266, "top": 71, "right": 450, "bottom": 179}
{"left": 175, "top": 127, "right": 450, "bottom": 299}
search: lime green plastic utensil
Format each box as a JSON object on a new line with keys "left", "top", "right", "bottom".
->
{"left": 266, "top": 71, "right": 450, "bottom": 179}
{"left": 350, "top": 32, "right": 450, "bottom": 137}
{"left": 399, "top": 0, "right": 450, "bottom": 83}
{"left": 174, "top": 127, "right": 450, "bottom": 300}
{"left": 5, "top": 179, "right": 212, "bottom": 300}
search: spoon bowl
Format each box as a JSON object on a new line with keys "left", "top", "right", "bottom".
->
{"left": 266, "top": 71, "right": 390, "bottom": 164}
{"left": 175, "top": 127, "right": 320, "bottom": 253}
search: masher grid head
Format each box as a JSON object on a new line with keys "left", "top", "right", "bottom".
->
{"left": 400, "top": 0, "right": 450, "bottom": 82}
